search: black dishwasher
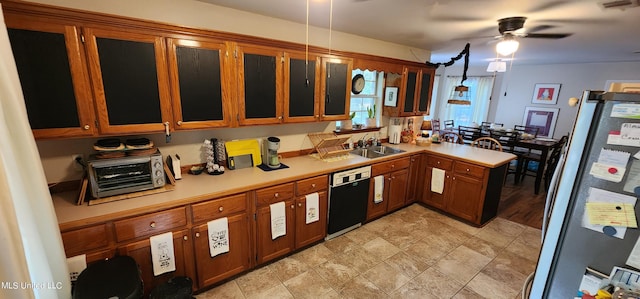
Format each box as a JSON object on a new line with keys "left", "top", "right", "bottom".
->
{"left": 326, "top": 165, "right": 371, "bottom": 240}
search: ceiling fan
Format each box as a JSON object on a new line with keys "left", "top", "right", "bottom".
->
{"left": 494, "top": 16, "right": 572, "bottom": 56}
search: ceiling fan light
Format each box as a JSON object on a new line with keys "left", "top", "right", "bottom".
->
{"left": 487, "top": 60, "right": 507, "bottom": 72}
{"left": 496, "top": 39, "right": 519, "bottom": 56}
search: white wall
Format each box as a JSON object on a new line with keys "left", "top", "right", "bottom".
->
{"left": 433, "top": 61, "right": 640, "bottom": 138}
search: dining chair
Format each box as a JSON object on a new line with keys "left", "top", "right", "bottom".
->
{"left": 458, "top": 126, "right": 482, "bottom": 144}
{"left": 431, "top": 119, "right": 441, "bottom": 134}
{"left": 514, "top": 125, "right": 539, "bottom": 138}
{"left": 520, "top": 135, "right": 568, "bottom": 188}
{"left": 472, "top": 137, "right": 503, "bottom": 151}
{"left": 490, "top": 130, "right": 523, "bottom": 183}
{"left": 443, "top": 120, "right": 454, "bottom": 131}
{"left": 441, "top": 131, "right": 464, "bottom": 144}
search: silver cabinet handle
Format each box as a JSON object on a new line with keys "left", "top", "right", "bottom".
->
{"left": 183, "top": 236, "right": 188, "bottom": 241}
{"left": 218, "top": 206, "right": 224, "bottom": 212}
{"left": 83, "top": 125, "right": 90, "bottom": 130}
{"left": 195, "top": 232, "right": 200, "bottom": 238}
{"left": 149, "top": 221, "right": 156, "bottom": 228}
{"left": 298, "top": 203, "right": 303, "bottom": 207}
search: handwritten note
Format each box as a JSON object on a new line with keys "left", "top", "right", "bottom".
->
{"left": 586, "top": 202, "right": 637, "bottom": 228}
{"left": 581, "top": 187, "right": 637, "bottom": 239}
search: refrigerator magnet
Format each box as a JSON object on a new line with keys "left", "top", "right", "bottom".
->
{"left": 590, "top": 162, "right": 626, "bottom": 183}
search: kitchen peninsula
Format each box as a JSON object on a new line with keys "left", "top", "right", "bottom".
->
{"left": 52, "top": 142, "right": 515, "bottom": 295}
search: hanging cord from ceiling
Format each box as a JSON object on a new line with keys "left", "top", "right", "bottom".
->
{"left": 305, "top": 0, "right": 309, "bottom": 87}
{"left": 502, "top": 51, "right": 516, "bottom": 96}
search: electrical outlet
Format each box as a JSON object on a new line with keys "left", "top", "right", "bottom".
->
{"left": 71, "top": 154, "right": 83, "bottom": 171}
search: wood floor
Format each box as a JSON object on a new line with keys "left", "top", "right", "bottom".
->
{"left": 497, "top": 175, "right": 547, "bottom": 230}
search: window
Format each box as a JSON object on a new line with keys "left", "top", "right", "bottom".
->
{"left": 437, "top": 76, "right": 494, "bottom": 127}
{"left": 338, "top": 69, "right": 381, "bottom": 128}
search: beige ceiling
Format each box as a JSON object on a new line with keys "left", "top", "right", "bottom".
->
{"left": 196, "top": 0, "right": 640, "bottom": 67}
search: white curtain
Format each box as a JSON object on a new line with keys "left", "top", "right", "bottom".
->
{"left": 437, "top": 76, "right": 494, "bottom": 127}
{"left": 0, "top": 5, "right": 70, "bottom": 299}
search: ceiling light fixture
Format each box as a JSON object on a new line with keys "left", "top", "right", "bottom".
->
{"left": 486, "top": 60, "right": 507, "bottom": 72}
{"left": 496, "top": 34, "right": 519, "bottom": 56}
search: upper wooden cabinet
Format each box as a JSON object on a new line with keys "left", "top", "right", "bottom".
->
{"left": 320, "top": 57, "right": 353, "bottom": 121}
{"left": 283, "top": 51, "right": 322, "bottom": 123}
{"left": 5, "top": 16, "right": 97, "bottom": 139}
{"left": 235, "top": 44, "right": 284, "bottom": 125}
{"left": 387, "top": 66, "right": 434, "bottom": 117}
{"left": 83, "top": 28, "right": 173, "bottom": 135}
{"left": 167, "top": 38, "right": 233, "bottom": 130}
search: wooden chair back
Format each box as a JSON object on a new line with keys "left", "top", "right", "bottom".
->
{"left": 441, "top": 132, "right": 464, "bottom": 144}
{"left": 431, "top": 119, "right": 441, "bottom": 133}
{"left": 443, "top": 120, "right": 454, "bottom": 130}
{"left": 458, "top": 126, "right": 482, "bottom": 143}
{"left": 472, "top": 137, "right": 503, "bottom": 151}
{"left": 489, "top": 130, "right": 520, "bottom": 153}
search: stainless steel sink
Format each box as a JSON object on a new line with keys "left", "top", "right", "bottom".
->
{"left": 350, "top": 145, "right": 405, "bottom": 159}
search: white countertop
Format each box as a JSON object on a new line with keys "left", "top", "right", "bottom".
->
{"left": 53, "top": 142, "right": 516, "bottom": 230}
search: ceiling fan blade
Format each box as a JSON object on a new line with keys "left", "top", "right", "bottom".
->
{"left": 528, "top": 1, "right": 572, "bottom": 13}
{"left": 526, "top": 25, "right": 556, "bottom": 33}
{"left": 524, "top": 33, "right": 572, "bottom": 39}
{"left": 429, "top": 15, "right": 486, "bottom": 22}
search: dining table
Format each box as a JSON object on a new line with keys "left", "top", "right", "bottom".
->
{"left": 514, "top": 137, "right": 561, "bottom": 194}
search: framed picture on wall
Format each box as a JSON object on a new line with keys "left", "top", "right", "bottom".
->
{"left": 384, "top": 87, "right": 399, "bottom": 107}
{"left": 522, "top": 106, "right": 559, "bottom": 138}
{"left": 531, "top": 83, "right": 561, "bottom": 105}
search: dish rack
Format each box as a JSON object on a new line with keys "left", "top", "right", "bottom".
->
{"left": 308, "top": 133, "right": 351, "bottom": 160}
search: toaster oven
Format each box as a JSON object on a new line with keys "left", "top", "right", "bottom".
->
{"left": 87, "top": 150, "right": 165, "bottom": 198}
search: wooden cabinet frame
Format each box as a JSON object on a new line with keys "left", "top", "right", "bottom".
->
{"left": 84, "top": 27, "right": 173, "bottom": 135}
{"left": 283, "top": 51, "right": 322, "bottom": 123}
{"left": 167, "top": 37, "right": 234, "bottom": 129}
{"left": 4, "top": 15, "right": 97, "bottom": 138}
{"left": 319, "top": 56, "right": 353, "bottom": 121}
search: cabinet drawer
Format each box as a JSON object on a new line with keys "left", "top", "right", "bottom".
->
{"left": 256, "top": 183, "right": 295, "bottom": 206}
{"left": 296, "top": 175, "right": 328, "bottom": 196}
{"left": 454, "top": 161, "right": 485, "bottom": 179}
{"left": 192, "top": 193, "right": 247, "bottom": 223}
{"left": 372, "top": 157, "right": 410, "bottom": 176}
{"left": 426, "top": 156, "right": 453, "bottom": 171}
{"left": 61, "top": 224, "right": 110, "bottom": 257}
{"left": 114, "top": 207, "right": 187, "bottom": 242}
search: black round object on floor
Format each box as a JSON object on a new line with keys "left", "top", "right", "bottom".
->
{"left": 73, "top": 255, "right": 143, "bottom": 299}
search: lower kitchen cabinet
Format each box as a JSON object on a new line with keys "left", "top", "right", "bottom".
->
{"left": 192, "top": 213, "right": 252, "bottom": 288}
{"left": 294, "top": 191, "right": 328, "bottom": 248}
{"left": 405, "top": 154, "right": 424, "bottom": 205}
{"left": 117, "top": 229, "right": 195, "bottom": 297}
{"left": 367, "top": 157, "right": 410, "bottom": 221}
{"left": 256, "top": 199, "right": 296, "bottom": 264}
{"left": 422, "top": 154, "right": 506, "bottom": 225}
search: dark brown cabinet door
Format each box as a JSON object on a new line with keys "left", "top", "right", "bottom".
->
{"left": 284, "top": 51, "right": 321, "bottom": 123}
{"left": 167, "top": 38, "right": 232, "bottom": 129}
{"left": 401, "top": 68, "right": 418, "bottom": 115}
{"left": 192, "top": 213, "right": 251, "bottom": 288}
{"left": 236, "top": 44, "right": 283, "bottom": 125}
{"left": 5, "top": 17, "right": 96, "bottom": 138}
{"left": 417, "top": 68, "right": 434, "bottom": 114}
{"left": 387, "top": 169, "right": 409, "bottom": 212}
{"left": 256, "top": 200, "right": 295, "bottom": 264}
{"left": 421, "top": 167, "right": 449, "bottom": 210}
{"left": 447, "top": 175, "right": 483, "bottom": 223}
{"left": 406, "top": 154, "right": 424, "bottom": 204}
{"left": 320, "top": 57, "right": 352, "bottom": 121}
{"left": 84, "top": 28, "right": 172, "bottom": 135}
{"left": 294, "top": 191, "right": 328, "bottom": 248}
{"left": 367, "top": 174, "right": 390, "bottom": 221}
{"left": 117, "top": 229, "right": 194, "bottom": 297}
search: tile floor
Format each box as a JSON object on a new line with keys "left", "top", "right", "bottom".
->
{"left": 195, "top": 204, "right": 542, "bottom": 299}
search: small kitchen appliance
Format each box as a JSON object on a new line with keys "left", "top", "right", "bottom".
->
{"left": 265, "top": 137, "right": 281, "bottom": 168}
